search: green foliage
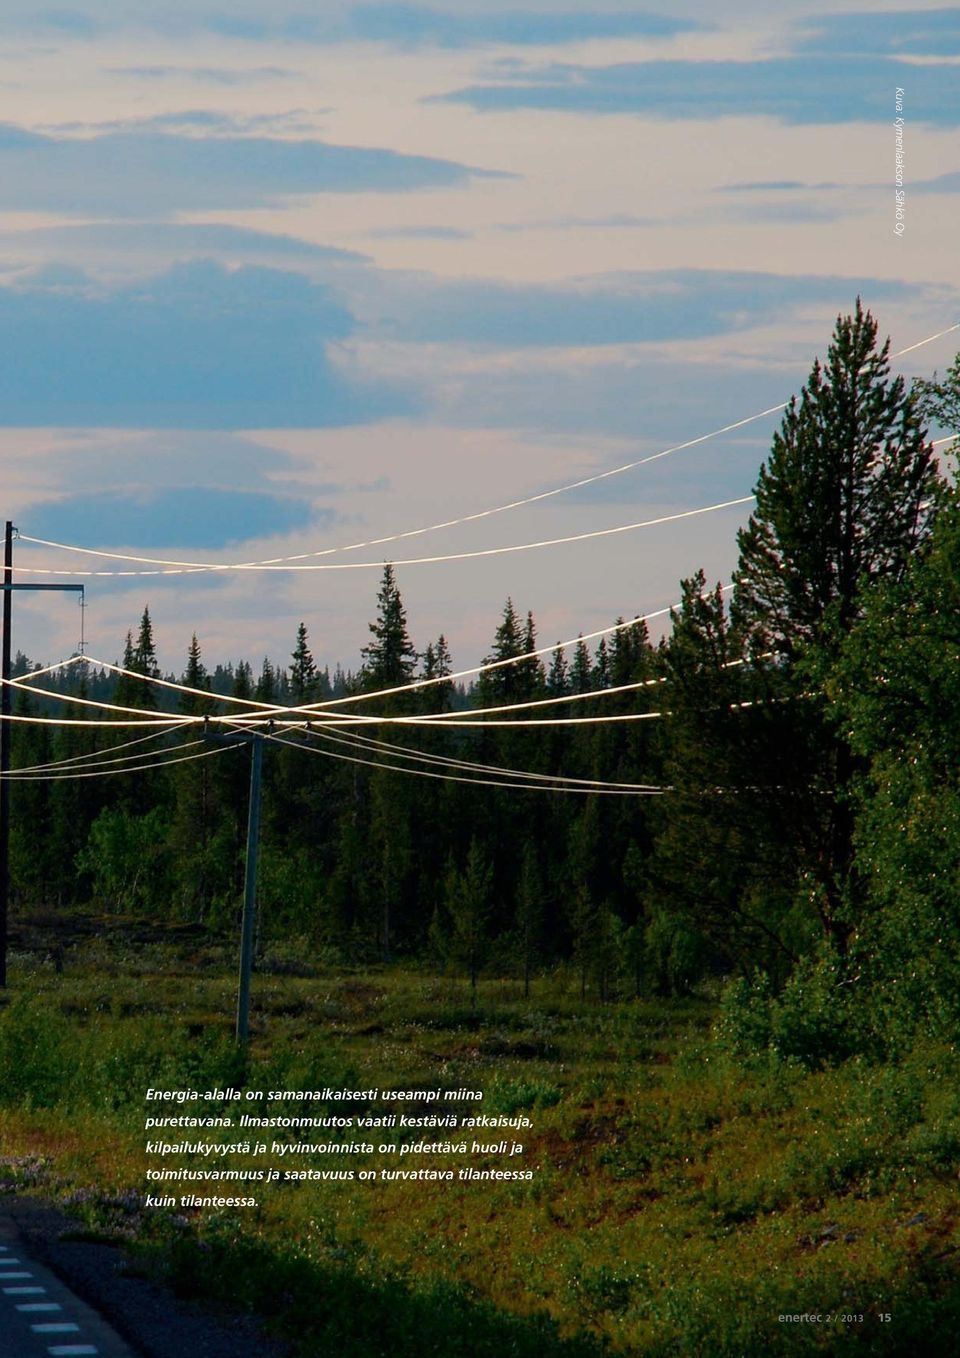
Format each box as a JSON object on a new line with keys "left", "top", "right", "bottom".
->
{"left": 78, "top": 806, "right": 173, "bottom": 913}
{"left": 833, "top": 492, "right": 960, "bottom": 1049}
{"left": 289, "top": 622, "right": 318, "bottom": 702}
{"left": 437, "top": 840, "right": 493, "bottom": 1002}
{"left": 7, "top": 950, "right": 960, "bottom": 1355}
{"left": 644, "top": 907, "right": 709, "bottom": 997}
{"left": 361, "top": 563, "right": 417, "bottom": 692}
{"left": 8, "top": 321, "right": 960, "bottom": 1074}
{"left": 734, "top": 299, "right": 941, "bottom": 656}
{"left": 715, "top": 946, "right": 860, "bottom": 1068}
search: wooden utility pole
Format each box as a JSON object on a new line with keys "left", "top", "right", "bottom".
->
{"left": 0, "top": 521, "right": 84, "bottom": 987}
{"left": 0, "top": 521, "right": 12, "bottom": 987}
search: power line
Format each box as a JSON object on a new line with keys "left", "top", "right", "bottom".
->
{"left": 5, "top": 724, "right": 186, "bottom": 775}
{"left": 1, "top": 674, "right": 198, "bottom": 723}
{"left": 63, "top": 609, "right": 689, "bottom": 725}
{"left": 12, "top": 654, "right": 89, "bottom": 683}
{"left": 250, "top": 725, "right": 663, "bottom": 796}
{"left": 13, "top": 495, "right": 756, "bottom": 577}
{"left": 37, "top": 594, "right": 729, "bottom": 726}
{"left": 359, "top": 653, "right": 771, "bottom": 723}
{"left": 73, "top": 658, "right": 289, "bottom": 716}
{"left": 0, "top": 711, "right": 197, "bottom": 728}
{"left": 14, "top": 319, "right": 959, "bottom": 575}
{"left": 296, "top": 722, "right": 664, "bottom": 791}
{"left": 88, "top": 647, "right": 672, "bottom": 722}
{"left": 0, "top": 742, "right": 235, "bottom": 781}
{"left": 230, "top": 600, "right": 722, "bottom": 720}
{"left": 1, "top": 621, "right": 785, "bottom": 733}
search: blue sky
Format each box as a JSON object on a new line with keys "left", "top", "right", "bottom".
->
{"left": 0, "top": 1, "right": 957, "bottom": 674}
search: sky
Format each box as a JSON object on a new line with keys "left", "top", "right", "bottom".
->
{"left": 1, "top": 1, "right": 957, "bottom": 677}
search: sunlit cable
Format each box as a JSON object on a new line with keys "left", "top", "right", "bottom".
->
{"left": 0, "top": 743, "right": 234, "bottom": 780}
{"left": 250, "top": 726, "right": 663, "bottom": 796}
{"left": 13, "top": 496, "right": 755, "bottom": 577}
{"left": 298, "top": 722, "right": 664, "bottom": 790}
{"left": 14, "top": 319, "right": 959, "bottom": 573}
{"left": 7, "top": 724, "right": 186, "bottom": 775}
{"left": 2, "top": 674, "right": 198, "bottom": 724}
{"left": 228, "top": 596, "right": 734, "bottom": 720}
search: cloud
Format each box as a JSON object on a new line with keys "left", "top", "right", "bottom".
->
{"left": 718, "top": 180, "right": 843, "bottom": 193}
{"left": 494, "top": 213, "right": 657, "bottom": 231}
{"left": 0, "top": 123, "right": 503, "bottom": 216}
{"left": 794, "top": 8, "right": 960, "bottom": 57}
{"left": 0, "top": 221, "right": 367, "bottom": 269}
{"left": 431, "top": 55, "right": 960, "bottom": 126}
{"left": 0, "top": 260, "right": 414, "bottom": 428}
{"left": 912, "top": 169, "right": 960, "bottom": 193}
{"left": 105, "top": 65, "right": 299, "bottom": 84}
{"left": 1, "top": 4, "right": 703, "bottom": 47}
{"left": 40, "top": 431, "right": 303, "bottom": 492}
{"left": 26, "top": 9, "right": 101, "bottom": 38}
{"left": 21, "top": 487, "right": 329, "bottom": 549}
{"left": 358, "top": 268, "right": 913, "bottom": 348}
{"left": 321, "top": 6, "right": 702, "bottom": 48}
{"left": 717, "top": 201, "right": 853, "bottom": 225}
{"left": 366, "top": 224, "right": 473, "bottom": 239}
{"left": 428, "top": 351, "right": 790, "bottom": 468}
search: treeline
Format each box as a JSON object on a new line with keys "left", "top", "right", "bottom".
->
{"left": 9, "top": 303, "right": 960, "bottom": 1058}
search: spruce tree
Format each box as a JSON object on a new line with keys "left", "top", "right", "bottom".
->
{"left": 232, "top": 660, "right": 253, "bottom": 701}
{"left": 420, "top": 634, "right": 454, "bottom": 714}
{"left": 731, "top": 301, "right": 942, "bottom": 949}
{"left": 570, "top": 636, "right": 593, "bottom": 694}
{"left": 361, "top": 564, "right": 417, "bottom": 692}
{"left": 256, "top": 658, "right": 277, "bottom": 704}
{"left": 734, "top": 299, "right": 940, "bottom": 657}
{"left": 179, "top": 634, "right": 212, "bottom": 716}
{"left": 515, "top": 846, "right": 544, "bottom": 999}
{"left": 546, "top": 645, "right": 569, "bottom": 698}
{"left": 290, "top": 623, "right": 318, "bottom": 703}
{"left": 593, "top": 637, "right": 610, "bottom": 689}
{"left": 478, "top": 598, "right": 524, "bottom": 704}
{"left": 443, "top": 839, "right": 493, "bottom": 1008}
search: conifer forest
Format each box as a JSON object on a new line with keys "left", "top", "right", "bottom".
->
{"left": 8, "top": 303, "right": 960, "bottom": 1063}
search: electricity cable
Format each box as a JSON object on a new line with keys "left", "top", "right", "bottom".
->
{"left": 6, "top": 724, "right": 187, "bottom": 775}
{"left": 242, "top": 724, "right": 664, "bottom": 796}
{"left": 14, "top": 319, "right": 959, "bottom": 573}
{"left": 0, "top": 742, "right": 235, "bottom": 781}
{"left": 225, "top": 595, "right": 734, "bottom": 719}
{"left": 1, "top": 674, "right": 199, "bottom": 724}
{"left": 13, "top": 496, "right": 755, "bottom": 577}
{"left": 295, "top": 721, "right": 664, "bottom": 790}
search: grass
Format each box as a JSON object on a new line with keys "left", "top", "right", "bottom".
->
{"left": 2, "top": 916, "right": 960, "bottom": 1355}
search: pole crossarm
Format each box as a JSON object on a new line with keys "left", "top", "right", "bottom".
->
{"left": 1, "top": 583, "right": 85, "bottom": 593}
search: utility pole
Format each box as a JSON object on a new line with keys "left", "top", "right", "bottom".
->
{"left": 0, "top": 521, "right": 84, "bottom": 987}
{"left": 203, "top": 722, "right": 265, "bottom": 1043}
{"left": 237, "top": 732, "right": 263, "bottom": 1045}
{"left": 0, "top": 522, "right": 11, "bottom": 989}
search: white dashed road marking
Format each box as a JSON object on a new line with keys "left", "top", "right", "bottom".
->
{"left": 0, "top": 1212, "right": 136, "bottom": 1357}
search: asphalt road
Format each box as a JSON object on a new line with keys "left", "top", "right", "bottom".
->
{"left": 1, "top": 1214, "right": 138, "bottom": 1358}
{"left": 1, "top": 1200, "right": 288, "bottom": 1358}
